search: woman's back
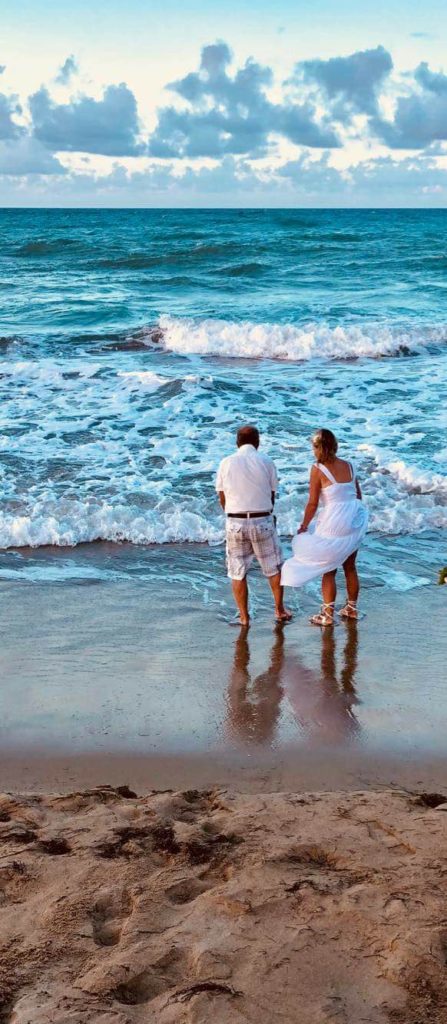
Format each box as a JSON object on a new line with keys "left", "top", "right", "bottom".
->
{"left": 281, "top": 427, "right": 368, "bottom": 624}
{"left": 317, "top": 458, "right": 354, "bottom": 487}
{"left": 317, "top": 461, "right": 357, "bottom": 506}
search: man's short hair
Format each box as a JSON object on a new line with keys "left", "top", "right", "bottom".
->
{"left": 237, "top": 424, "right": 260, "bottom": 448}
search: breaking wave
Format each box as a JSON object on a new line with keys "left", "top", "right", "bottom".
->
{"left": 1, "top": 452, "right": 446, "bottom": 549}
{"left": 158, "top": 316, "right": 447, "bottom": 361}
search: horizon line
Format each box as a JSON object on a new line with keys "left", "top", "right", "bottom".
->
{"left": 1, "top": 205, "right": 447, "bottom": 212}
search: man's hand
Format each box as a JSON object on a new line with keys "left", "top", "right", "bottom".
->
{"left": 297, "top": 524, "right": 307, "bottom": 534}
{"left": 218, "top": 490, "right": 226, "bottom": 511}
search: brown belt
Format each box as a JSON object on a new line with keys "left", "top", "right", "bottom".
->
{"left": 226, "top": 511, "right": 272, "bottom": 519}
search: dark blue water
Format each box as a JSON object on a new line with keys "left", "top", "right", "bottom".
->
{"left": 2, "top": 208, "right": 447, "bottom": 336}
{"left": 0, "top": 209, "right": 446, "bottom": 582}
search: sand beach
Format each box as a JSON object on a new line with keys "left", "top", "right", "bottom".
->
{"left": 2, "top": 784, "right": 447, "bottom": 1023}
{"left": 1, "top": 549, "right": 446, "bottom": 1023}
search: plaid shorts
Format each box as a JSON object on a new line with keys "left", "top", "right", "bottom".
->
{"left": 225, "top": 515, "right": 283, "bottom": 580}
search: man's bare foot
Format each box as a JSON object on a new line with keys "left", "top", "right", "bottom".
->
{"left": 275, "top": 607, "right": 293, "bottom": 623}
{"left": 230, "top": 615, "right": 250, "bottom": 628}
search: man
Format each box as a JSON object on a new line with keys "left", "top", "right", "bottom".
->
{"left": 216, "top": 424, "right": 292, "bottom": 627}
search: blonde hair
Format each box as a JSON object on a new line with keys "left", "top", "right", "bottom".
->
{"left": 312, "top": 428, "right": 338, "bottom": 462}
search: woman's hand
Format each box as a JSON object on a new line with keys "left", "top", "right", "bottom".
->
{"left": 296, "top": 467, "right": 320, "bottom": 535}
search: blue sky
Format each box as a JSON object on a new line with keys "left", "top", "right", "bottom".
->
{"left": 1, "top": 0, "right": 447, "bottom": 205}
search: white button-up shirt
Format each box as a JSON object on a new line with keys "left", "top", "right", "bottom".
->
{"left": 215, "top": 444, "right": 278, "bottom": 514}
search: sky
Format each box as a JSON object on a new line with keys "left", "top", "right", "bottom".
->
{"left": 1, "top": 0, "right": 447, "bottom": 206}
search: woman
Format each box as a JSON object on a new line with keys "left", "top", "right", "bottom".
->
{"left": 281, "top": 429, "right": 368, "bottom": 626}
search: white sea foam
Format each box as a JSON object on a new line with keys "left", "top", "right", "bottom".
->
{"left": 2, "top": 360, "right": 102, "bottom": 383}
{"left": 0, "top": 347, "right": 446, "bottom": 550}
{"left": 159, "top": 315, "right": 447, "bottom": 361}
{"left": 359, "top": 445, "right": 447, "bottom": 497}
{"left": 355, "top": 446, "right": 447, "bottom": 533}
{"left": 117, "top": 371, "right": 169, "bottom": 392}
{"left": 1, "top": 451, "right": 446, "bottom": 548}
{"left": 383, "top": 460, "right": 447, "bottom": 497}
{"left": 0, "top": 502, "right": 223, "bottom": 548}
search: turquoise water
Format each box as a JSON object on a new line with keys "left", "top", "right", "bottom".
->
{"left": 0, "top": 208, "right": 446, "bottom": 584}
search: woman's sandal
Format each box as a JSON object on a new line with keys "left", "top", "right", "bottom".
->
{"left": 339, "top": 600, "right": 359, "bottom": 620}
{"left": 309, "top": 602, "right": 335, "bottom": 627}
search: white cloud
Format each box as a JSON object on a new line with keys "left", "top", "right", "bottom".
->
{"left": 0, "top": 91, "right": 22, "bottom": 140}
{"left": 0, "top": 135, "right": 65, "bottom": 175}
{"left": 55, "top": 55, "right": 79, "bottom": 86}
{"left": 149, "top": 41, "right": 340, "bottom": 158}
{"left": 29, "top": 82, "right": 145, "bottom": 156}
{"left": 0, "top": 41, "right": 447, "bottom": 205}
{"left": 293, "top": 46, "right": 393, "bottom": 118}
{"left": 374, "top": 65, "right": 447, "bottom": 148}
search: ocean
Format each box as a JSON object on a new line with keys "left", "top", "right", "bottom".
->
{"left": 0, "top": 207, "right": 446, "bottom": 589}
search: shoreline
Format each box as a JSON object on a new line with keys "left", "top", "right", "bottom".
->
{"left": 2, "top": 746, "right": 447, "bottom": 796}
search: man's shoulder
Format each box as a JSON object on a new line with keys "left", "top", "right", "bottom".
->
{"left": 218, "top": 452, "right": 234, "bottom": 469}
{"left": 218, "top": 448, "right": 275, "bottom": 469}
{"left": 257, "top": 450, "right": 275, "bottom": 468}
{"left": 216, "top": 452, "right": 236, "bottom": 478}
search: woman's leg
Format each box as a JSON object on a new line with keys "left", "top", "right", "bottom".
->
{"left": 310, "top": 569, "right": 337, "bottom": 625}
{"left": 309, "top": 569, "right": 337, "bottom": 625}
{"left": 322, "top": 569, "right": 337, "bottom": 605}
{"left": 342, "top": 551, "right": 359, "bottom": 603}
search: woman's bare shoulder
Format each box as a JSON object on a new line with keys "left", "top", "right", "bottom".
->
{"left": 310, "top": 463, "right": 322, "bottom": 485}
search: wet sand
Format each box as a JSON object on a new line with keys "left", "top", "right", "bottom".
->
{"left": 2, "top": 746, "right": 447, "bottom": 798}
{"left": 0, "top": 551, "right": 445, "bottom": 783}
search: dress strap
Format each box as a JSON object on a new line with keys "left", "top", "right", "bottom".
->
{"left": 316, "top": 462, "right": 336, "bottom": 484}
{"left": 348, "top": 461, "right": 356, "bottom": 481}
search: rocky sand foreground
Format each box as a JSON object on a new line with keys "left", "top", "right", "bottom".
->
{"left": 1, "top": 786, "right": 447, "bottom": 1023}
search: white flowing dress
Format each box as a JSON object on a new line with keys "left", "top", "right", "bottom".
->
{"left": 281, "top": 462, "right": 368, "bottom": 588}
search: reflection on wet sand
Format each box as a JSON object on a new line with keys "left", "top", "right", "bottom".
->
{"left": 283, "top": 621, "right": 360, "bottom": 745}
{"left": 226, "top": 626, "right": 285, "bottom": 745}
{"left": 226, "top": 621, "right": 360, "bottom": 748}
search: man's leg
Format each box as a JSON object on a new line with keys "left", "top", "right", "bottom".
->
{"left": 231, "top": 576, "right": 250, "bottom": 626}
{"left": 250, "top": 520, "right": 292, "bottom": 622}
{"left": 267, "top": 572, "right": 292, "bottom": 621}
{"left": 226, "top": 520, "right": 252, "bottom": 626}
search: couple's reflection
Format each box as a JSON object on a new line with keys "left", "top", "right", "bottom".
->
{"left": 226, "top": 620, "right": 360, "bottom": 747}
